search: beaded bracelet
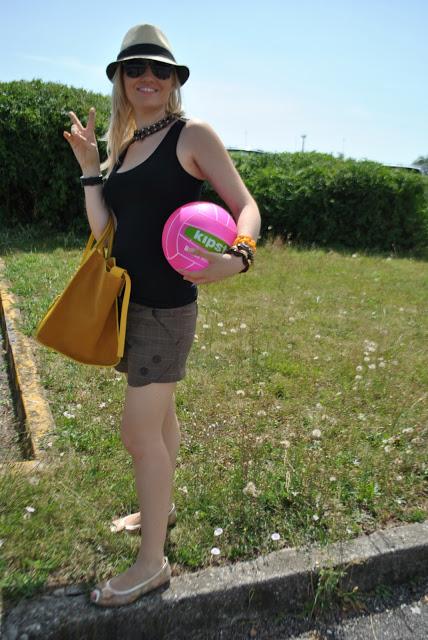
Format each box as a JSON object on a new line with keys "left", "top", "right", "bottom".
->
{"left": 232, "top": 235, "right": 257, "bottom": 252}
{"left": 224, "top": 246, "right": 252, "bottom": 273}
{"left": 234, "top": 242, "right": 255, "bottom": 264}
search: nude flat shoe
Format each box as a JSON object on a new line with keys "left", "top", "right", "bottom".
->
{"left": 90, "top": 556, "right": 171, "bottom": 608}
{"left": 110, "top": 503, "right": 177, "bottom": 534}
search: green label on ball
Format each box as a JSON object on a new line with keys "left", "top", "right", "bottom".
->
{"left": 185, "top": 226, "right": 228, "bottom": 253}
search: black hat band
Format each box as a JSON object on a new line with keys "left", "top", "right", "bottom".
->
{"left": 117, "top": 44, "right": 177, "bottom": 63}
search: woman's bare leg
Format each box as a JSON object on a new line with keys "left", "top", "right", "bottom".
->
{"left": 111, "top": 393, "right": 180, "bottom": 529}
{"left": 162, "top": 393, "right": 181, "bottom": 506}
{"left": 95, "top": 381, "right": 177, "bottom": 593}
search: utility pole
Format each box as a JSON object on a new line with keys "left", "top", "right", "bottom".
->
{"left": 301, "top": 134, "right": 306, "bottom": 152}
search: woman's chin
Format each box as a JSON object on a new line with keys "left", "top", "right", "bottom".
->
{"left": 130, "top": 97, "right": 165, "bottom": 114}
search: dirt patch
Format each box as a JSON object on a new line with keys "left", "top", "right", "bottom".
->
{"left": 0, "top": 328, "right": 22, "bottom": 462}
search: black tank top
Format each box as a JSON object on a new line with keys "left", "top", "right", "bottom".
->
{"left": 103, "top": 119, "right": 204, "bottom": 307}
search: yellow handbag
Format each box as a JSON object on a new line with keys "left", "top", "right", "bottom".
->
{"left": 35, "top": 217, "right": 131, "bottom": 366}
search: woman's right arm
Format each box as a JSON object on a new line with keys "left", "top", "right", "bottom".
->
{"left": 63, "top": 107, "right": 112, "bottom": 240}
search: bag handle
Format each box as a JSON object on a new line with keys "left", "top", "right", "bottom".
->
{"left": 117, "top": 271, "right": 131, "bottom": 358}
{"left": 81, "top": 217, "right": 115, "bottom": 264}
{"left": 110, "top": 266, "right": 132, "bottom": 358}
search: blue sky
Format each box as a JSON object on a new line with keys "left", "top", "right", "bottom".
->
{"left": 1, "top": 0, "right": 427, "bottom": 164}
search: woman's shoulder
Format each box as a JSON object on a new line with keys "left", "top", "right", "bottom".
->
{"left": 180, "top": 116, "right": 209, "bottom": 129}
{"left": 179, "top": 117, "right": 223, "bottom": 146}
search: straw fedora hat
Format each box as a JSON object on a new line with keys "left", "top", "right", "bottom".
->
{"left": 106, "top": 24, "right": 190, "bottom": 86}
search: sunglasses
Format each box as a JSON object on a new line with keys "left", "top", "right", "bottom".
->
{"left": 122, "top": 59, "right": 174, "bottom": 80}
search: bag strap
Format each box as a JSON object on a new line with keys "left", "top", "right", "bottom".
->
{"left": 110, "top": 266, "right": 132, "bottom": 358}
{"left": 82, "top": 217, "right": 115, "bottom": 264}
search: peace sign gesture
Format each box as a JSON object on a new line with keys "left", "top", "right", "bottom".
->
{"left": 63, "top": 107, "right": 100, "bottom": 175}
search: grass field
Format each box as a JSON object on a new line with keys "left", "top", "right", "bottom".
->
{"left": 0, "top": 228, "right": 427, "bottom": 606}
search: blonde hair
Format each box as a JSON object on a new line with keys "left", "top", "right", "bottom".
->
{"left": 101, "top": 66, "right": 184, "bottom": 175}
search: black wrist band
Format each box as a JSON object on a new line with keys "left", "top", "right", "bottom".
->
{"left": 80, "top": 175, "right": 104, "bottom": 186}
{"left": 225, "top": 246, "right": 250, "bottom": 273}
{"left": 235, "top": 242, "right": 254, "bottom": 263}
{"left": 230, "top": 243, "right": 254, "bottom": 267}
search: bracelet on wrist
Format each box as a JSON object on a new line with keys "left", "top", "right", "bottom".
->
{"left": 230, "top": 244, "right": 254, "bottom": 267}
{"left": 232, "top": 234, "right": 257, "bottom": 252}
{"left": 224, "top": 246, "right": 251, "bottom": 273}
{"left": 80, "top": 174, "right": 104, "bottom": 186}
{"left": 234, "top": 242, "right": 255, "bottom": 264}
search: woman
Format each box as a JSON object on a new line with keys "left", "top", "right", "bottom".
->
{"left": 64, "top": 23, "right": 260, "bottom": 608}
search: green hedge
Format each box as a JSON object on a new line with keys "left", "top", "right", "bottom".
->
{"left": 204, "top": 152, "right": 428, "bottom": 251}
{"left": 1, "top": 80, "right": 427, "bottom": 251}
{"left": 0, "top": 80, "right": 110, "bottom": 231}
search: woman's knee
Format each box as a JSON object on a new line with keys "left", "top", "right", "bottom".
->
{"left": 121, "top": 415, "right": 164, "bottom": 459}
{"left": 120, "top": 382, "right": 176, "bottom": 456}
{"left": 121, "top": 432, "right": 168, "bottom": 460}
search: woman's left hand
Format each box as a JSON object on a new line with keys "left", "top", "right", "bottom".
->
{"left": 176, "top": 248, "right": 245, "bottom": 284}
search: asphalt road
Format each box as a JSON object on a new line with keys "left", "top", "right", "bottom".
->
{"left": 187, "top": 576, "right": 428, "bottom": 640}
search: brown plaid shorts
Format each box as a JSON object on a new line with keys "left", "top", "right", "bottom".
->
{"left": 115, "top": 300, "right": 198, "bottom": 387}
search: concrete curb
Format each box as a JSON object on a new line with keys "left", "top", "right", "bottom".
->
{"left": 0, "top": 257, "right": 54, "bottom": 472}
{"left": 2, "top": 520, "right": 427, "bottom": 639}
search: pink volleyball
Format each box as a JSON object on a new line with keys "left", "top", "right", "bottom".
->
{"left": 162, "top": 201, "right": 237, "bottom": 272}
